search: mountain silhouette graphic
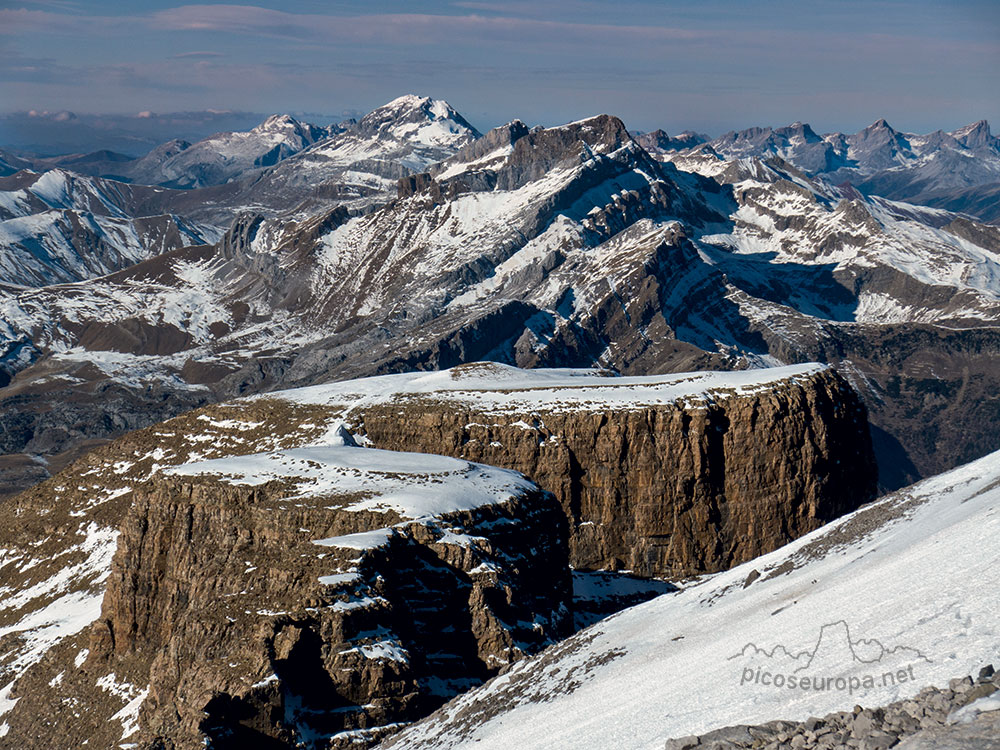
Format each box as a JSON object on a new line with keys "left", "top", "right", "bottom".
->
{"left": 729, "top": 620, "right": 931, "bottom": 673}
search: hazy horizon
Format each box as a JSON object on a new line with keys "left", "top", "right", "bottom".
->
{"left": 2, "top": 101, "right": 996, "bottom": 158}
{"left": 5, "top": 101, "right": 998, "bottom": 133}
{"left": 3, "top": 0, "right": 998, "bottom": 146}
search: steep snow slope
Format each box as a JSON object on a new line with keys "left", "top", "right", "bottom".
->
{"left": 384, "top": 448, "right": 1000, "bottom": 749}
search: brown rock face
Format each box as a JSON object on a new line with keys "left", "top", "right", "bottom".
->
{"left": 3, "top": 463, "right": 570, "bottom": 749}
{"left": 342, "top": 367, "right": 877, "bottom": 577}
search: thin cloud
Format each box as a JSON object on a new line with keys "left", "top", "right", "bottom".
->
{"left": 450, "top": 0, "right": 622, "bottom": 16}
{"left": 3, "top": 1, "right": 997, "bottom": 134}
{"left": 170, "top": 51, "right": 227, "bottom": 59}
{"left": 0, "top": 8, "right": 129, "bottom": 34}
{"left": 148, "top": 5, "right": 708, "bottom": 44}
{"left": 5, "top": 4, "right": 993, "bottom": 60}
{"left": 0, "top": 52, "right": 76, "bottom": 84}
{"left": 19, "top": 0, "right": 83, "bottom": 10}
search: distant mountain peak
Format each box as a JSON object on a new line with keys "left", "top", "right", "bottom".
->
{"left": 358, "top": 94, "right": 481, "bottom": 143}
{"left": 951, "top": 119, "right": 993, "bottom": 148}
{"left": 776, "top": 121, "right": 822, "bottom": 141}
{"left": 866, "top": 118, "right": 895, "bottom": 132}
{"left": 370, "top": 94, "right": 464, "bottom": 123}
{"left": 383, "top": 93, "right": 435, "bottom": 109}
{"left": 634, "top": 129, "right": 709, "bottom": 154}
{"left": 259, "top": 113, "right": 298, "bottom": 125}
{"left": 561, "top": 113, "right": 623, "bottom": 129}
{"left": 547, "top": 114, "right": 635, "bottom": 153}
{"left": 254, "top": 113, "right": 308, "bottom": 133}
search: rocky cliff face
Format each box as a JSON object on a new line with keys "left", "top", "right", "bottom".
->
{"left": 0, "top": 435, "right": 569, "bottom": 749}
{"left": 355, "top": 372, "right": 873, "bottom": 577}
{"left": 0, "top": 362, "right": 874, "bottom": 747}
{"left": 267, "top": 362, "right": 878, "bottom": 578}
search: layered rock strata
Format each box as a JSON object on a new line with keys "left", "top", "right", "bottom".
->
{"left": 268, "top": 362, "right": 879, "bottom": 577}
{"left": 1, "top": 440, "right": 569, "bottom": 749}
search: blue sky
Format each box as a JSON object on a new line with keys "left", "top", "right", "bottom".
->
{"left": 2, "top": 0, "right": 999, "bottom": 136}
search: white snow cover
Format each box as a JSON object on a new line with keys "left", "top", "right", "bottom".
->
{"left": 148, "top": 113, "right": 329, "bottom": 188}
{"left": 97, "top": 673, "right": 150, "bottom": 739}
{"left": 270, "top": 361, "right": 825, "bottom": 415}
{"left": 0, "top": 254, "right": 233, "bottom": 365}
{"left": 313, "top": 528, "right": 395, "bottom": 550}
{"left": 165, "top": 443, "right": 536, "bottom": 519}
{"left": 300, "top": 95, "right": 476, "bottom": 173}
{"left": 387, "top": 448, "right": 1000, "bottom": 749}
{"left": 310, "top": 132, "right": 663, "bottom": 323}
{"left": 689, "top": 161, "right": 1000, "bottom": 324}
{"left": 0, "top": 170, "right": 221, "bottom": 287}
{"left": 0, "top": 521, "right": 119, "bottom": 718}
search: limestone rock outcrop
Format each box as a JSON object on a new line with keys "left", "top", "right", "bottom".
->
{"left": 2, "top": 443, "right": 570, "bottom": 749}
{"left": 273, "top": 362, "right": 879, "bottom": 577}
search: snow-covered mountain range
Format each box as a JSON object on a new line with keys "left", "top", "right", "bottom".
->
{"left": 201, "top": 94, "right": 480, "bottom": 222}
{"left": 0, "top": 168, "right": 219, "bottom": 287}
{"left": 1, "top": 95, "right": 999, "bottom": 750}
{"left": 0, "top": 96, "right": 479, "bottom": 290}
{"left": 121, "top": 113, "right": 339, "bottom": 189}
{"left": 0, "top": 98, "right": 998, "bottom": 499}
{"left": 646, "top": 119, "right": 1000, "bottom": 223}
{"left": 2, "top": 113, "right": 341, "bottom": 190}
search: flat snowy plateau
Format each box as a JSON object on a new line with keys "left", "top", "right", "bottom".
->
{"left": 384, "top": 448, "right": 1000, "bottom": 749}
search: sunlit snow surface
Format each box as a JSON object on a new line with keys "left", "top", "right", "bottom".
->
{"left": 166, "top": 444, "right": 536, "bottom": 519}
{"left": 667, "top": 154, "right": 1000, "bottom": 324}
{"left": 271, "top": 361, "right": 825, "bottom": 415}
{"left": 386, "top": 448, "right": 1000, "bottom": 750}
